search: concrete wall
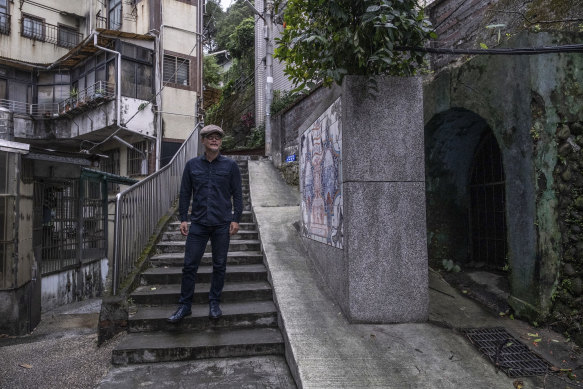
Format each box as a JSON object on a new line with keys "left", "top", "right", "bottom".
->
{"left": 41, "top": 258, "right": 108, "bottom": 312}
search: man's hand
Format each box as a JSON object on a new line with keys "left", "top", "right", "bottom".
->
{"left": 229, "top": 222, "right": 239, "bottom": 236}
{"left": 180, "top": 221, "right": 189, "bottom": 236}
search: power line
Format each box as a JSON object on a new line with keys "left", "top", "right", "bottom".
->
{"left": 397, "top": 43, "right": 583, "bottom": 55}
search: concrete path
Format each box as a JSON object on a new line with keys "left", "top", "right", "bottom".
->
{"left": 249, "top": 159, "right": 581, "bottom": 389}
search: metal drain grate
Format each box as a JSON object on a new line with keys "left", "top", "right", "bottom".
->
{"left": 463, "top": 327, "right": 551, "bottom": 377}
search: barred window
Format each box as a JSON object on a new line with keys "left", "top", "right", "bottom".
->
{"left": 22, "top": 15, "right": 44, "bottom": 41}
{"left": 0, "top": 0, "right": 9, "bottom": 35}
{"left": 57, "top": 24, "right": 79, "bottom": 48}
{"left": 100, "top": 149, "right": 120, "bottom": 193}
{"left": 108, "top": 0, "right": 122, "bottom": 30}
{"left": 127, "top": 141, "right": 151, "bottom": 176}
{"left": 163, "top": 55, "right": 190, "bottom": 86}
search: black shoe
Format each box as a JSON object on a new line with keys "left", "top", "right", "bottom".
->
{"left": 209, "top": 301, "right": 222, "bottom": 319}
{"left": 167, "top": 305, "right": 192, "bottom": 323}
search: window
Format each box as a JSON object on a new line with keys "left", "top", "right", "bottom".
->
{"left": 57, "top": 25, "right": 79, "bottom": 48}
{"left": 121, "top": 60, "right": 152, "bottom": 100}
{"left": 108, "top": 0, "right": 122, "bottom": 30}
{"left": 164, "top": 55, "right": 190, "bottom": 86}
{"left": 100, "top": 149, "right": 120, "bottom": 193}
{"left": 120, "top": 43, "right": 153, "bottom": 99}
{"left": 0, "top": 151, "right": 16, "bottom": 288}
{"left": 22, "top": 15, "right": 44, "bottom": 41}
{"left": 37, "top": 72, "right": 70, "bottom": 106}
{"left": 127, "top": 141, "right": 151, "bottom": 176}
{"left": 0, "top": 0, "right": 9, "bottom": 35}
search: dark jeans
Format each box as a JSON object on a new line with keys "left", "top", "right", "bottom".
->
{"left": 178, "top": 222, "right": 230, "bottom": 307}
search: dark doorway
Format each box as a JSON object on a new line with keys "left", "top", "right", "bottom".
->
{"left": 469, "top": 132, "right": 507, "bottom": 268}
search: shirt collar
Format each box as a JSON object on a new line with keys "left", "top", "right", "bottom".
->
{"left": 202, "top": 153, "right": 223, "bottom": 162}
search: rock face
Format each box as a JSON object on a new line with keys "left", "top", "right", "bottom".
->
{"left": 553, "top": 121, "right": 583, "bottom": 342}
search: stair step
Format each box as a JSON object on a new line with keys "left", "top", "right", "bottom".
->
{"left": 142, "top": 264, "right": 268, "bottom": 284}
{"left": 128, "top": 301, "right": 278, "bottom": 332}
{"left": 156, "top": 240, "right": 261, "bottom": 254}
{"left": 112, "top": 327, "right": 284, "bottom": 365}
{"left": 161, "top": 230, "right": 259, "bottom": 241}
{"left": 131, "top": 281, "right": 273, "bottom": 305}
{"left": 172, "top": 212, "right": 254, "bottom": 223}
{"left": 166, "top": 222, "right": 257, "bottom": 232}
{"left": 150, "top": 251, "right": 264, "bottom": 267}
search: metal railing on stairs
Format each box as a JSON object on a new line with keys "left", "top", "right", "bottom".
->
{"left": 111, "top": 122, "right": 202, "bottom": 295}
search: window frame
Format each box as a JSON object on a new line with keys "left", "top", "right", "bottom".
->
{"left": 21, "top": 14, "right": 45, "bottom": 41}
{"left": 0, "top": 0, "right": 10, "bottom": 36}
{"left": 120, "top": 42, "right": 154, "bottom": 100}
{"left": 108, "top": 0, "right": 122, "bottom": 30}
{"left": 163, "top": 52, "right": 195, "bottom": 91}
{"left": 57, "top": 24, "right": 79, "bottom": 48}
{"left": 127, "top": 141, "right": 151, "bottom": 177}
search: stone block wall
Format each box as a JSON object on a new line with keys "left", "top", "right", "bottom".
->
{"left": 553, "top": 121, "right": 583, "bottom": 345}
{"left": 270, "top": 85, "right": 332, "bottom": 167}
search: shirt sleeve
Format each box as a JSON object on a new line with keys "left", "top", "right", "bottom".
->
{"left": 231, "top": 161, "right": 243, "bottom": 223}
{"left": 178, "top": 160, "right": 192, "bottom": 222}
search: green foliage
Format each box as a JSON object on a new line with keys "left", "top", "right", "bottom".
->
{"left": 246, "top": 124, "right": 265, "bottom": 149}
{"left": 203, "top": 55, "right": 222, "bottom": 88}
{"left": 221, "top": 134, "right": 236, "bottom": 150}
{"left": 227, "top": 17, "right": 255, "bottom": 59}
{"left": 274, "top": 0, "right": 436, "bottom": 90}
{"left": 271, "top": 89, "right": 306, "bottom": 116}
{"left": 203, "top": 0, "right": 225, "bottom": 52}
{"left": 215, "top": 1, "right": 253, "bottom": 52}
{"left": 442, "top": 259, "right": 461, "bottom": 272}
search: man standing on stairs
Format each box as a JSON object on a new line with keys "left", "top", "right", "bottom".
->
{"left": 168, "top": 124, "right": 243, "bottom": 323}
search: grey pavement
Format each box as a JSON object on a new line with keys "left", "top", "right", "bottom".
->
{"left": 248, "top": 159, "right": 582, "bottom": 389}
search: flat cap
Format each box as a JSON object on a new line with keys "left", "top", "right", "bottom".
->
{"left": 200, "top": 124, "right": 225, "bottom": 137}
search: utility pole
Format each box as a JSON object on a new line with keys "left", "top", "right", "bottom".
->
{"left": 264, "top": 0, "right": 273, "bottom": 157}
{"left": 245, "top": 0, "right": 273, "bottom": 156}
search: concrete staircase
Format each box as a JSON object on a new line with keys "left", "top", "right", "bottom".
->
{"left": 112, "top": 157, "right": 284, "bottom": 365}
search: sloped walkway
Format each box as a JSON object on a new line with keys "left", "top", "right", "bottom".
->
{"left": 249, "top": 159, "right": 582, "bottom": 389}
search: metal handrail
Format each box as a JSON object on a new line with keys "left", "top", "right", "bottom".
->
{"left": 111, "top": 122, "right": 202, "bottom": 295}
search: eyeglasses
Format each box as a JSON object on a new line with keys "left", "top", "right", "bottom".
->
{"left": 205, "top": 134, "right": 222, "bottom": 140}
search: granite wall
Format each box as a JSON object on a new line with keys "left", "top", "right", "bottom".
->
{"left": 297, "top": 76, "right": 428, "bottom": 323}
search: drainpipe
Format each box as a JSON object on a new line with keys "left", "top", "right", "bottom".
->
{"left": 93, "top": 32, "right": 122, "bottom": 128}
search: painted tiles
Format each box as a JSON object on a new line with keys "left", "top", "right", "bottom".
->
{"left": 300, "top": 97, "right": 343, "bottom": 249}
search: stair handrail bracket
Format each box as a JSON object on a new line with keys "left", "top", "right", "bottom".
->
{"left": 112, "top": 122, "right": 202, "bottom": 295}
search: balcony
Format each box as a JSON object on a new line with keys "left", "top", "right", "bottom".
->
{"left": 0, "top": 81, "right": 115, "bottom": 119}
{"left": 20, "top": 18, "right": 83, "bottom": 48}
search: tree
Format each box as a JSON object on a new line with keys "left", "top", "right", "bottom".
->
{"left": 274, "top": 0, "right": 437, "bottom": 90}
{"left": 203, "top": 55, "right": 222, "bottom": 88}
{"left": 203, "top": 0, "right": 225, "bottom": 53}
{"left": 214, "top": 1, "right": 254, "bottom": 52}
{"left": 227, "top": 17, "right": 255, "bottom": 60}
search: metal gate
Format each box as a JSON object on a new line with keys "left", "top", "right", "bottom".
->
{"left": 33, "top": 176, "right": 107, "bottom": 275}
{"left": 469, "top": 132, "right": 507, "bottom": 268}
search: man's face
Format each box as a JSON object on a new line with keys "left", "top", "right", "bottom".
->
{"left": 202, "top": 133, "right": 222, "bottom": 152}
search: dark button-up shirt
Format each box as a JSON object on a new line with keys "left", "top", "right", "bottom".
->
{"left": 179, "top": 154, "right": 243, "bottom": 226}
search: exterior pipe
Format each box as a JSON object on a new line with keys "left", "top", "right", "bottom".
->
{"left": 93, "top": 32, "right": 122, "bottom": 128}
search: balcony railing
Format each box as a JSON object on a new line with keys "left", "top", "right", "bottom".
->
{"left": 96, "top": 14, "right": 121, "bottom": 31}
{"left": 21, "top": 18, "right": 82, "bottom": 48}
{"left": 1, "top": 81, "right": 115, "bottom": 119}
{"left": 0, "top": 12, "right": 10, "bottom": 35}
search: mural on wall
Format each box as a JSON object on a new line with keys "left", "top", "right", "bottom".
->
{"left": 300, "top": 97, "right": 343, "bottom": 248}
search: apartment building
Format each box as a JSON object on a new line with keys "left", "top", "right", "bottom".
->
{"left": 0, "top": 0, "right": 203, "bottom": 335}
